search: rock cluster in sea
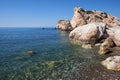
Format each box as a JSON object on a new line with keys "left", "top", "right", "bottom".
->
{"left": 57, "top": 7, "right": 120, "bottom": 71}
{"left": 57, "top": 7, "right": 120, "bottom": 30}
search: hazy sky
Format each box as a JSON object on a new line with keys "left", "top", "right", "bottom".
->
{"left": 0, "top": 0, "right": 120, "bottom": 27}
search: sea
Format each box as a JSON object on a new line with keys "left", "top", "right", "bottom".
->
{"left": 0, "top": 27, "right": 113, "bottom": 80}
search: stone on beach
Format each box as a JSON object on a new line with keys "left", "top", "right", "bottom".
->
{"left": 101, "top": 56, "right": 120, "bottom": 71}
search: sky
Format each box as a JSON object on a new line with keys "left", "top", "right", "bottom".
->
{"left": 0, "top": 0, "right": 120, "bottom": 27}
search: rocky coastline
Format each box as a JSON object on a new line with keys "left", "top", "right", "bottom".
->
{"left": 57, "top": 7, "right": 120, "bottom": 71}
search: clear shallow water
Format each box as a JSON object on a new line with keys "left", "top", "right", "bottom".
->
{"left": 0, "top": 28, "right": 70, "bottom": 65}
{"left": 1, "top": 28, "right": 118, "bottom": 80}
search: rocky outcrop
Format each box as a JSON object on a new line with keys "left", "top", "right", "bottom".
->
{"left": 69, "top": 22, "right": 107, "bottom": 44}
{"left": 71, "top": 7, "right": 87, "bottom": 28}
{"left": 57, "top": 20, "right": 73, "bottom": 31}
{"left": 101, "top": 56, "right": 120, "bottom": 71}
{"left": 71, "top": 7, "right": 120, "bottom": 28}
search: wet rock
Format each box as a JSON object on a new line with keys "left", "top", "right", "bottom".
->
{"left": 57, "top": 20, "right": 73, "bottom": 31}
{"left": 81, "top": 44, "right": 92, "bottom": 49}
{"left": 95, "top": 43, "right": 102, "bottom": 46}
{"left": 69, "top": 22, "right": 107, "bottom": 44}
{"left": 101, "top": 56, "right": 120, "bottom": 71}
{"left": 71, "top": 7, "right": 120, "bottom": 28}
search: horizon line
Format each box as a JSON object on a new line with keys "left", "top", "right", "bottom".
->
{"left": 0, "top": 26, "right": 56, "bottom": 28}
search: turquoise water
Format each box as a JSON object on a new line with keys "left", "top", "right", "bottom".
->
{"left": 0, "top": 28, "right": 107, "bottom": 80}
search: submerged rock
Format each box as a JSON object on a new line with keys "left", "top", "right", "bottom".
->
{"left": 57, "top": 19, "right": 73, "bottom": 31}
{"left": 69, "top": 22, "right": 107, "bottom": 44}
{"left": 71, "top": 7, "right": 120, "bottom": 28}
{"left": 42, "top": 60, "right": 63, "bottom": 68}
{"left": 101, "top": 56, "right": 120, "bottom": 71}
{"left": 27, "top": 50, "right": 36, "bottom": 56}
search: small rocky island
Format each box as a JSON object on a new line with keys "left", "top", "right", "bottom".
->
{"left": 57, "top": 7, "right": 120, "bottom": 71}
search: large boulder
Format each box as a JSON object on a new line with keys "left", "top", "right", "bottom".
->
{"left": 71, "top": 7, "right": 120, "bottom": 28}
{"left": 101, "top": 56, "right": 120, "bottom": 71}
{"left": 69, "top": 22, "right": 107, "bottom": 44}
{"left": 107, "top": 28, "right": 120, "bottom": 47}
{"left": 57, "top": 20, "right": 73, "bottom": 31}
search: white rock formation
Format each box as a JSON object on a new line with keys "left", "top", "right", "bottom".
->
{"left": 71, "top": 7, "right": 120, "bottom": 28}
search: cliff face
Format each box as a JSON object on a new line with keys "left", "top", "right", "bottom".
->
{"left": 71, "top": 7, "right": 120, "bottom": 28}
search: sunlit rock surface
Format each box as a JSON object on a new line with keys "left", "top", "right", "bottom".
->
{"left": 69, "top": 22, "right": 107, "bottom": 44}
{"left": 99, "top": 38, "right": 115, "bottom": 54}
{"left": 71, "top": 7, "right": 87, "bottom": 28}
{"left": 101, "top": 56, "right": 120, "bottom": 71}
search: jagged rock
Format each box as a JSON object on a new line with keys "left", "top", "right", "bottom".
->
{"left": 101, "top": 56, "right": 120, "bottom": 71}
{"left": 71, "top": 7, "right": 120, "bottom": 28}
{"left": 69, "top": 22, "right": 107, "bottom": 44}
{"left": 71, "top": 7, "right": 87, "bottom": 28}
{"left": 99, "top": 46, "right": 110, "bottom": 55}
{"left": 57, "top": 20, "right": 73, "bottom": 31}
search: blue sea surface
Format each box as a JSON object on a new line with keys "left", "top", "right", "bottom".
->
{"left": 0, "top": 27, "right": 96, "bottom": 80}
